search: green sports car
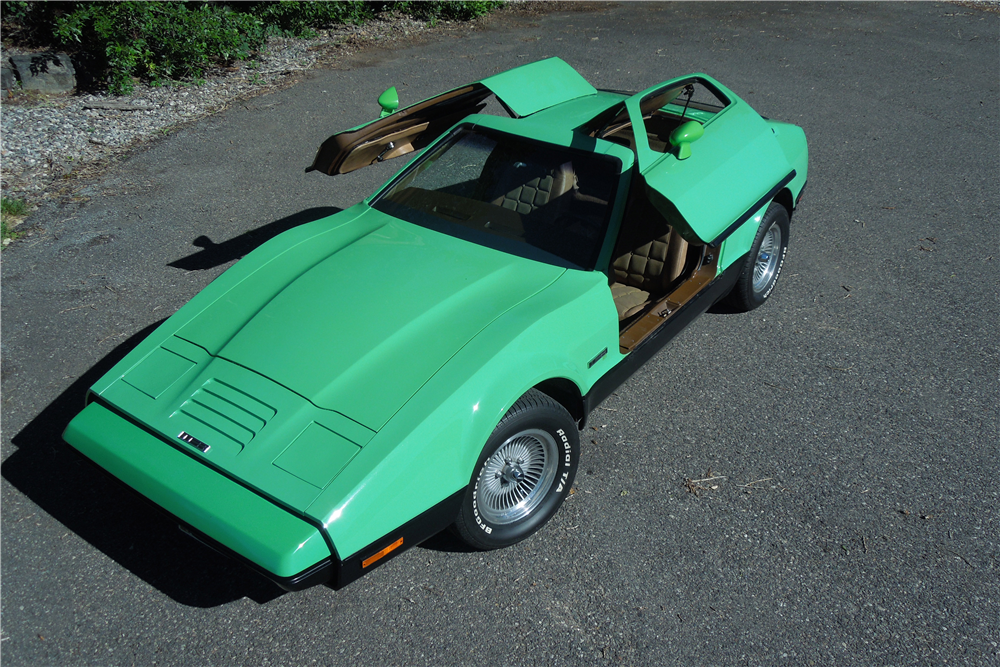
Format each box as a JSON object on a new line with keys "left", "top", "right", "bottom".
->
{"left": 63, "top": 58, "right": 807, "bottom": 591}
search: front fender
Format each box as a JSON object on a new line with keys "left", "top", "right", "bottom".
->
{"left": 308, "top": 268, "right": 622, "bottom": 558}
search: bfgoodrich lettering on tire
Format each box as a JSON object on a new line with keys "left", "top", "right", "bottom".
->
{"left": 453, "top": 389, "right": 580, "bottom": 550}
{"left": 724, "top": 201, "right": 790, "bottom": 312}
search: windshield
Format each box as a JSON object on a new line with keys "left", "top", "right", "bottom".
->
{"left": 372, "top": 126, "right": 621, "bottom": 269}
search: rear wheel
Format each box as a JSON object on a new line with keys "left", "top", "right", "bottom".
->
{"left": 725, "top": 202, "right": 790, "bottom": 312}
{"left": 453, "top": 389, "right": 579, "bottom": 550}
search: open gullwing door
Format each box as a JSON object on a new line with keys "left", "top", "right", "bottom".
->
{"left": 308, "top": 58, "right": 597, "bottom": 176}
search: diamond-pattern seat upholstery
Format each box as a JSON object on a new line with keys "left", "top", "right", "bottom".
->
{"left": 610, "top": 196, "right": 689, "bottom": 321}
{"left": 497, "top": 175, "right": 556, "bottom": 214}
{"left": 492, "top": 162, "right": 578, "bottom": 214}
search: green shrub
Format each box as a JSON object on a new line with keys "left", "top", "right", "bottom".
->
{"left": 0, "top": 1, "right": 504, "bottom": 95}
{"left": 50, "top": 2, "right": 267, "bottom": 94}
{"left": 385, "top": 1, "right": 504, "bottom": 21}
{"left": 1, "top": 197, "right": 28, "bottom": 218}
{"left": 240, "top": 2, "right": 371, "bottom": 37}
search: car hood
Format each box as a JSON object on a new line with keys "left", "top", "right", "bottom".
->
{"left": 175, "top": 209, "right": 564, "bottom": 432}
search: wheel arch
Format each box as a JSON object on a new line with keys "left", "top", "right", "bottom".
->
{"left": 774, "top": 187, "right": 794, "bottom": 219}
{"left": 533, "top": 377, "right": 586, "bottom": 428}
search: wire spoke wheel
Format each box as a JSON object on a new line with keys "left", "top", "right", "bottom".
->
{"left": 453, "top": 389, "right": 579, "bottom": 550}
{"left": 724, "top": 202, "right": 790, "bottom": 312}
{"left": 752, "top": 221, "right": 782, "bottom": 294}
{"left": 477, "top": 428, "right": 558, "bottom": 525}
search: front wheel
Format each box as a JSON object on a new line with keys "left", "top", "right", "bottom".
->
{"left": 724, "top": 202, "right": 790, "bottom": 312}
{"left": 452, "top": 389, "right": 579, "bottom": 550}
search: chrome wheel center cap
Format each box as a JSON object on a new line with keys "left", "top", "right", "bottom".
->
{"left": 499, "top": 460, "right": 525, "bottom": 485}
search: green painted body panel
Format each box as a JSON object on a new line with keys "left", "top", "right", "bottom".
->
{"left": 522, "top": 90, "right": 625, "bottom": 133}
{"left": 768, "top": 119, "right": 809, "bottom": 199}
{"left": 468, "top": 112, "right": 635, "bottom": 169}
{"left": 179, "top": 208, "right": 564, "bottom": 432}
{"left": 89, "top": 203, "right": 373, "bottom": 398}
{"left": 99, "top": 340, "right": 369, "bottom": 511}
{"left": 309, "top": 268, "right": 623, "bottom": 557}
{"left": 613, "top": 74, "right": 801, "bottom": 247}
{"left": 480, "top": 57, "right": 597, "bottom": 118}
{"left": 715, "top": 119, "right": 808, "bottom": 269}
{"left": 64, "top": 403, "right": 331, "bottom": 577}
{"left": 717, "top": 202, "right": 769, "bottom": 272}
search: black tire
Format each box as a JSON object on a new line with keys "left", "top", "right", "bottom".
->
{"left": 452, "top": 389, "right": 579, "bottom": 550}
{"left": 724, "top": 202, "right": 790, "bottom": 312}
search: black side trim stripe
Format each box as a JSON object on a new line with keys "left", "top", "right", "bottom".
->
{"left": 708, "top": 170, "right": 796, "bottom": 248}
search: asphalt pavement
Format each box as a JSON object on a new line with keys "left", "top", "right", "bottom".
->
{"left": 2, "top": 3, "right": 998, "bottom": 665}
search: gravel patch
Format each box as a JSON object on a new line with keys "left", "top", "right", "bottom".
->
{"left": 0, "top": 13, "right": 436, "bottom": 205}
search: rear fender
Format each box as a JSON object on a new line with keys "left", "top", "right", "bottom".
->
{"left": 767, "top": 120, "right": 808, "bottom": 206}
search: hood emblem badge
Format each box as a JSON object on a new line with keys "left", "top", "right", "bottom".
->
{"left": 178, "top": 431, "right": 210, "bottom": 453}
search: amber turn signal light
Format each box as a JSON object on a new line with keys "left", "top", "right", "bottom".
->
{"left": 362, "top": 537, "right": 404, "bottom": 568}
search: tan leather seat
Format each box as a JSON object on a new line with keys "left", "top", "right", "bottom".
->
{"left": 610, "top": 283, "right": 651, "bottom": 320}
{"left": 493, "top": 162, "right": 577, "bottom": 214}
{"left": 610, "top": 196, "right": 689, "bottom": 321}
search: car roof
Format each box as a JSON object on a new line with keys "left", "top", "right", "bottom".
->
{"left": 518, "top": 89, "right": 626, "bottom": 133}
{"left": 480, "top": 57, "right": 598, "bottom": 117}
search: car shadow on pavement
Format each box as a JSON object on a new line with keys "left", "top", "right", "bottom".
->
{"left": 168, "top": 206, "right": 341, "bottom": 271}
{"left": 3, "top": 323, "right": 287, "bottom": 607}
{"left": 706, "top": 298, "right": 749, "bottom": 315}
{"left": 418, "top": 530, "right": 479, "bottom": 554}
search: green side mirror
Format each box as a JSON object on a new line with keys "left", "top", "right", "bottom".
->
{"left": 669, "top": 121, "right": 704, "bottom": 160}
{"left": 378, "top": 86, "right": 399, "bottom": 118}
